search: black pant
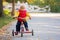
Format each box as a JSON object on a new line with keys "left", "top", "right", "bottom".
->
{"left": 16, "top": 21, "right": 28, "bottom": 32}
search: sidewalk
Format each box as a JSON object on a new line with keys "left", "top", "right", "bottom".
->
{"left": 0, "top": 21, "right": 14, "bottom": 40}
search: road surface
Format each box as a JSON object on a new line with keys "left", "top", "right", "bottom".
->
{"left": 7, "top": 13, "right": 60, "bottom": 40}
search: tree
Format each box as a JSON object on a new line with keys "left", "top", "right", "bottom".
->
{"left": 0, "top": 0, "right": 3, "bottom": 17}
{"left": 45, "top": 0, "right": 60, "bottom": 12}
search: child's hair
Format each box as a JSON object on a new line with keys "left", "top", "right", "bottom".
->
{"left": 20, "top": 5, "right": 25, "bottom": 10}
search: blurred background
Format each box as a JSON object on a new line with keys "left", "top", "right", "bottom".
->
{"left": 0, "top": 0, "right": 60, "bottom": 31}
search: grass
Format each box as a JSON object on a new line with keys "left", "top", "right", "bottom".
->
{"left": 0, "top": 15, "right": 14, "bottom": 28}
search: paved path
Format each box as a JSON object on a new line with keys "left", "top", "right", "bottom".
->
{"left": 30, "top": 13, "right": 60, "bottom": 17}
{"left": 6, "top": 14, "right": 60, "bottom": 40}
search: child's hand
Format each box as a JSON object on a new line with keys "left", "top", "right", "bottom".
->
{"left": 22, "top": 18, "right": 26, "bottom": 22}
{"left": 19, "top": 17, "right": 26, "bottom": 22}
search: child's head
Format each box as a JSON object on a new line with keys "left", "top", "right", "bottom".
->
{"left": 20, "top": 5, "right": 25, "bottom": 10}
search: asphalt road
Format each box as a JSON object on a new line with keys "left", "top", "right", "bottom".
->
{"left": 7, "top": 16, "right": 60, "bottom": 40}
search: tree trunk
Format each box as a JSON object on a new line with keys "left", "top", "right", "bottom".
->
{"left": 0, "top": 0, "right": 3, "bottom": 17}
{"left": 11, "top": 0, "right": 15, "bottom": 16}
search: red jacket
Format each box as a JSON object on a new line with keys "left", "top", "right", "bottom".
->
{"left": 18, "top": 9, "right": 27, "bottom": 22}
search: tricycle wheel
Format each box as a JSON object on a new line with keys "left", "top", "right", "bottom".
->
{"left": 21, "top": 31, "right": 23, "bottom": 37}
{"left": 32, "top": 30, "right": 34, "bottom": 36}
{"left": 12, "top": 30, "right": 14, "bottom": 36}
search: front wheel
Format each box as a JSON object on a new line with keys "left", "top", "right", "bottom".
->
{"left": 21, "top": 31, "right": 23, "bottom": 37}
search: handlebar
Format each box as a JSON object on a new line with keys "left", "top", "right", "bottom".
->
{"left": 13, "top": 17, "right": 25, "bottom": 19}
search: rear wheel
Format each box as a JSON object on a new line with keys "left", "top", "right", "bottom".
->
{"left": 32, "top": 30, "right": 34, "bottom": 36}
{"left": 12, "top": 29, "right": 14, "bottom": 36}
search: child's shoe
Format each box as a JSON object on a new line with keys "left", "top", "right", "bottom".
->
{"left": 26, "top": 29, "right": 29, "bottom": 31}
{"left": 15, "top": 31, "right": 18, "bottom": 35}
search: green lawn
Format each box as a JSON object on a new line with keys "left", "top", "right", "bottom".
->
{"left": 0, "top": 16, "right": 14, "bottom": 28}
